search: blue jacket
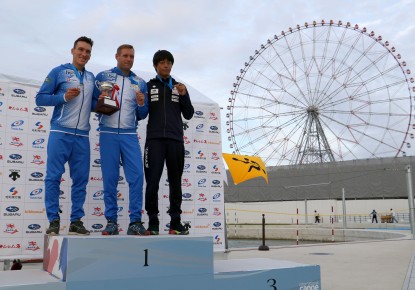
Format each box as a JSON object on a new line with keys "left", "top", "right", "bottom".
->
{"left": 94, "top": 67, "right": 148, "bottom": 134}
{"left": 35, "top": 63, "right": 96, "bottom": 136}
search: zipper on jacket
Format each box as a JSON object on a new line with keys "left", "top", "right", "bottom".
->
{"left": 117, "top": 76, "right": 125, "bottom": 133}
{"left": 163, "top": 82, "right": 167, "bottom": 137}
{"left": 74, "top": 81, "right": 85, "bottom": 135}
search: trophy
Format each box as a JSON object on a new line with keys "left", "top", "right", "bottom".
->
{"left": 95, "top": 81, "right": 120, "bottom": 115}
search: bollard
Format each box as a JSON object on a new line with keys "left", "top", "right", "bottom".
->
{"left": 258, "top": 214, "right": 269, "bottom": 251}
{"left": 3, "top": 259, "right": 11, "bottom": 271}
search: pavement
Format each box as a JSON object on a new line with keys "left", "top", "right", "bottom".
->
{"left": 215, "top": 231, "right": 415, "bottom": 290}
{"left": 2, "top": 230, "right": 415, "bottom": 290}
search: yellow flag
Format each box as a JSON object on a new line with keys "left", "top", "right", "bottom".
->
{"left": 222, "top": 153, "right": 268, "bottom": 185}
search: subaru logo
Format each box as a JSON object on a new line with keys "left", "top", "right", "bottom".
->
{"left": 213, "top": 193, "right": 221, "bottom": 199}
{"left": 197, "top": 165, "right": 206, "bottom": 170}
{"left": 28, "top": 224, "right": 41, "bottom": 230}
{"left": 94, "top": 159, "right": 101, "bottom": 164}
{"left": 198, "top": 208, "right": 207, "bottom": 213}
{"left": 30, "top": 188, "right": 43, "bottom": 196}
{"left": 13, "top": 89, "right": 26, "bottom": 94}
{"left": 183, "top": 164, "right": 190, "bottom": 169}
{"left": 196, "top": 124, "right": 204, "bottom": 129}
{"left": 182, "top": 193, "right": 192, "bottom": 198}
{"left": 92, "top": 224, "right": 103, "bottom": 229}
{"left": 212, "top": 180, "right": 220, "bottom": 185}
{"left": 210, "top": 126, "right": 218, "bottom": 130}
{"left": 213, "top": 222, "right": 222, "bottom": 227}
{"left": 34, "top": 106, "right": 46, "bottom": 112}
{"left": 31, "top": 172, "right": 43, "bottom": 178}
{"left": 9, "top": 154, "right": 22, "bottom": 160}
{"left": 6, "top": 206, "right": 19, "bottom": 212}
{"left": 32, "top": 138, "right": 45, "bottom": 145}
{"left": 198, "top": 179, "right": 206, "bottom": 185}
{"left": 195, "top": 111, "right": 203, "bottom": 116}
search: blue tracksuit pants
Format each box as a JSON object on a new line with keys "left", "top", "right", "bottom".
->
{"left": 45, "top": 132, "right": 90, "bottom": 222}
{"left": 100, "top": 133, "right": 144, "bottom": 223}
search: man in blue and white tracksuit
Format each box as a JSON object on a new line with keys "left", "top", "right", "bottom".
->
{"left": 94, "top": 44, "right": 148, "bottom": 235}
{"left": 36, "top": 36, "right": 96, "bottom": 236}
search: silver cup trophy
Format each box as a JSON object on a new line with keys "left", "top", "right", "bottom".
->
{"left": 95, "top": 81, "right": 120, "bottom": 115}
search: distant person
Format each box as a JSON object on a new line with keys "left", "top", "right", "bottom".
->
{"left": 36, "top": 36, "right": 96, "bottom": 235}
{"left": 144, "top": 50, "right": 194, "bottom": 235}
{"left": 370, "top": 209, "right": 378, "bottom": 223}
{"left": 390, "top": 208, "right": 398, "bottom": 223}
{"left": 10, "top": 259, "right": 22, "bottom": 270}
{"left": 314, "top": 210, "right": 320, "bottom": 223}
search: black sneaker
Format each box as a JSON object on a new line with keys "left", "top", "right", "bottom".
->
{"left": 169, "top": 222, "right": 190, "bottom": 235}
{"left": 68, "top": 220, "right": 90, "bottom": 235}
{"left": 46, "top": 219, "right": 60, "bottom": 235}
{"left": 127, "top": 221, "right": 146, "bottom": 235}
{"left": 102, "top": 220, "right": 119, "bottom": 235}
{"left": 145, "top": 224, "right": 159, "bottom": 236}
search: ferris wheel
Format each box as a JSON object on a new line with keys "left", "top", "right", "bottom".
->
{"left": 227, "top": 20, "right": 415, "bottom": 167}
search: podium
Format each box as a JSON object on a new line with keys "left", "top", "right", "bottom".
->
{"left": 0, "top": 235, "right": 321, "bottom": 290}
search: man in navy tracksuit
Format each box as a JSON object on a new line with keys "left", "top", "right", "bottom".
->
{"left": 144, "top": 50, "right": 194, "bottom": 235}
{"left": 36, "top": 36, "right": 96, "bottom": 235}
{"left": 95, "top": 44, "right": 148, "bottom": 235}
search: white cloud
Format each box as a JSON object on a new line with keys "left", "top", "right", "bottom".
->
{"left": 1, "top": 0, "right": 415, "bottom": 160}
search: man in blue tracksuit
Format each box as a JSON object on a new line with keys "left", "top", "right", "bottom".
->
{"left": 144, "top": 50, "right": 194, "bottom": 235}
{"left": 36, "top": 36, "right": 96, "bottom": 235}
{"left": 95, "top": 44, "right": 148, "bottom": 235}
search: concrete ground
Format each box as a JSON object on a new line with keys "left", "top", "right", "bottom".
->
{"left": 2, "top": 230, "right": 414, "bottom": 290}
{"left": 216, "top": 232, "right": 415, "bottom": 290}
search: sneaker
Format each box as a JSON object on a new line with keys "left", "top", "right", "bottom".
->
{"left": 169, "top": 222, "right": 190, "bottom": 235}
{"left": 145, "top": 224, "right": 159, "bottom": 236}
{"left": 46, "top": 219, "right": 60, "bottom": 235}
{"left": 127, "top": 221, "right": 146, "bottom": 235}
{"left": 68, "top": 220, "right": 90, "bottom": 235}
{"left": 102, "top": 220, "right": 119, "bottom": 235}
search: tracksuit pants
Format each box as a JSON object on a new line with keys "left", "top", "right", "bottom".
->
{"left": 45, "top": 131, "right": 90, "bottom": 222}
{"left": 144, "top": 138, "right": 185, "bottom": 225}
{"left": 100, "top": 133, "right": 144, "bottom": 223}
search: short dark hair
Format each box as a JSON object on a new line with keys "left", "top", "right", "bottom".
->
{"left": 117, "top": 44, "right": 134, "bottom": 55}
{"left": 153, "top": 50, "right": 174, "bottom": 66}
{"left": 74, "top": 36, "right": 93, "bottom": 48}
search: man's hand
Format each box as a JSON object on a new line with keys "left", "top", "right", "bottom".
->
{"left": 174, "top": 83, "right": 187, "bottom": 96}
{"left": 136, "top": 91, "right": 145, "bottom": 106}
{"left": 65, "top": 87, "right": 81, "bottom": 101}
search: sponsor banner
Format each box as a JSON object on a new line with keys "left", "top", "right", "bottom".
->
{"left": 0, "top": 237, "right": 23, "bottom": 256}
{"left": 1, "top": 202, "right": 24, "bottom": 220}
{"left": 2, "top": 183, "right": 25, "bottom": 202}
{"left": 0, "top": 78, "right": 226, "bottom": 257}
{"left": 22, "top": 220, "right": 44, "bottom": 236}
{"left": 0, "top": 220, "right": 24, "bottom": 238}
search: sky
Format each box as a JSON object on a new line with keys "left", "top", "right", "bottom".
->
{"left": 2, "top": 0, "right": 415, "bottom": 162}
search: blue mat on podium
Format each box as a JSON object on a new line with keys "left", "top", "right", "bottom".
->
{"left": 0, "top": 235, "right": 320, "bottom": 290}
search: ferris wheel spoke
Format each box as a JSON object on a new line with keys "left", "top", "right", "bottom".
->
{"left": 320, "top": 112, "right": 406, "bottom": 151}
{"left": 228, "top": 21, "right": 413, "bottom": 165}
{"left": 240, "top": 65, "right": 309, "bottom": 107}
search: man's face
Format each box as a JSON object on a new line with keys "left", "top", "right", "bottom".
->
{"left": 116, "top": 48, "right": 135, "bottom": 73}
{"left": 71, "top": 41, "right": 92, "bottom": 69}
{"left": 155, "top": 59, "right": 172, "bottom": 78}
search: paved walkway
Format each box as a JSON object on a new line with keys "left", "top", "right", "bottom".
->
{"left": 2, "top": 231, "right": 415, "bottom": 289}
{"left": 216, "top": 235, "right": 415, "bottom": 290}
